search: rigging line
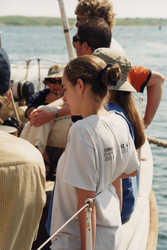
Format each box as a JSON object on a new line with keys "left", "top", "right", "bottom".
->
{"left": 10, "top": 58, "right": 63, "bottom": 64}
{"left": 10, "top": 58, "right": 37, "bottom": 62}
{"left": 36, "top": 203, "right": 88, "bottom": 250}
{"left": 36, "top": 191, "right": 102, "bottom": 250}
{"left": 147, "top": 136, "right": 167, "bottom": 148}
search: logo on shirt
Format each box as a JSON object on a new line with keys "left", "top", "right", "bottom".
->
{"left": 120, "top": 142, "right": 129, "bottom": 154}
{"left": 104, "top": 147, "right": 114, "bottom": 161}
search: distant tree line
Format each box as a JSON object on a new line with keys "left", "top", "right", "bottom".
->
{"left": 0, "top": 16, "right": 166, "bottom": 26}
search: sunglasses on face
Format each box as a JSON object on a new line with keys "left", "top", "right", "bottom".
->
{"left": 73, "top": 35, "right": 84, "bottom": 43}
{"left": 72, "top": 35, "right": 95, "bottom": 52}
{"left": 47, "top": 78, "right": 62, "bottom": 84}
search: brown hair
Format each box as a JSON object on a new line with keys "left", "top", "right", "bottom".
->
{"left": 109, "top": 91, "right": 145, "bottom": 149}
{"left": 75, "top": 0, "right": 115, "bottom": 30}
{"left": 76, "top": 17, "right": 111, "bottom": 51}
{"left": 64, "top": 55, "right": 121, "bottom": 101}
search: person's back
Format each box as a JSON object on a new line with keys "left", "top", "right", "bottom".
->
{"left": 48, "top": 55, "right": 139, "bottom": 250}
{"left": 0, "top": 46, "right": 46, "bottom": 250}
{"left": 50, "top": 113, "right": 138, "bottom": 250}
{"left": 0, "top": 131, "right": 46, "bottom": 250}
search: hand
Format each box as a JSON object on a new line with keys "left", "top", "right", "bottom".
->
{"left": 45, "top": 92, "right": 61, "bottom": 104}
{"left": 29, "top": 109, "right": 54, "bottom": 127}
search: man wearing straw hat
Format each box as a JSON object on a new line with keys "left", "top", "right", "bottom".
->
{"left": 0, "top": 47, "right": 46, "bottom": 250}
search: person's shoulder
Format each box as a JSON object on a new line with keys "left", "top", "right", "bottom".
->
{"left": 0, "top": 132, "right": 44, "bottom": 166}
{"left": 110, "top": 38, "right": 126, "bottom": 55}
{"left": 29, "top": 88, "right": 49, "bottom": 100}
{"left": 130, "top": 66, "right": 150, "bottom": 76}
{"left": 69, "top": 116, "right": 97, "bottom": 137}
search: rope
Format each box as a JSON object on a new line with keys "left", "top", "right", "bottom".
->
{"left": 36, "top": 192, "right": 101, "bottom": 250}
{"left": 147, "top": 136, "right": 167, "bottom": 148}
{"left": 36, "top": 203, "right": 88, "bottom": 250}
{"left": 10, "top": 58, "right": 63, "bottom": 64}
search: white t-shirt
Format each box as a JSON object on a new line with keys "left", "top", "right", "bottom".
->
{"left": 111, "top": 37, "right": 126, "bottom": 56}
{"left": 50, "top": 113, "right": 139, "bottom": 250}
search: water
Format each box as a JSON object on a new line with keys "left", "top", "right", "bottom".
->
{"left": 0, "top": 25, "right": 167, "bottom": 249}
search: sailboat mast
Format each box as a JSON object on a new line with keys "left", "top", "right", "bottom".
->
{"left": 58, "top": 0, "right": 75, "bottom": 61}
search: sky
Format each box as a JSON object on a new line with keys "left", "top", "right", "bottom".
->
{"left": 0, "top": 0, "right": 167, "bottom": 19}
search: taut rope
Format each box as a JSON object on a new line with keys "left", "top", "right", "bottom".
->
{"left": 147, "top": 136, "right": 167, "bottom": 148}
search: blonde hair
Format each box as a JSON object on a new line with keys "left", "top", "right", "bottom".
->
{"left": 75, "top": 0, "right": 115, "bottom": 30}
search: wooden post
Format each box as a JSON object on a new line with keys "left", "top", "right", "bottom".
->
{"left": 58, "top": 0, "right": 75, "bottom": 61}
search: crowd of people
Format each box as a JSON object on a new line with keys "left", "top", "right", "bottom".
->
{"left": 0, "top": 0, "right": 165, "bottom": 250}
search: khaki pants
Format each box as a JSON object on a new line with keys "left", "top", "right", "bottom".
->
{"left": 20, "top": 106, "right": 71, "bottom": 153}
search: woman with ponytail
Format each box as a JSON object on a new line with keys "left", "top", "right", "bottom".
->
{"left": 93, "top": 47, "right": 146, "bottom": 224}
{"left": 48, "top": 55, "right": 139, "bottom": 250}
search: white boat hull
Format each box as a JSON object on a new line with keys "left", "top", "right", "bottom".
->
{"left": 120, "top": 139, "right": 158, "bottom": 250}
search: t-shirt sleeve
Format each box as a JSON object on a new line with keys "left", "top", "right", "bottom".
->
{"left": 123, "top": 134, "right": 140, "bottom": 175}
{"left": 62, "top": 124, "right": 98, "bottom": 191}
{"left": 128, "top": 66, "right": 152, "bottom": 93}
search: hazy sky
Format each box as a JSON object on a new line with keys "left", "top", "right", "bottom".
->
{"left": 0, "top": 0, "right": 167, "bottom": 19}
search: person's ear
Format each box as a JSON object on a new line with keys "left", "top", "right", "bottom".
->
{"left": 76, "top": 79, "right": 85, "bottom": 94}
{"left": 82, "top": 42, "right": 93, "bottom": 55}
{"left": 83, "top": 42, "right": 89, "bottom": 51}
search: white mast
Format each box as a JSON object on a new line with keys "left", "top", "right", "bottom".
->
{"left": 58, "top": 0, "right": 75, "bottom": 61}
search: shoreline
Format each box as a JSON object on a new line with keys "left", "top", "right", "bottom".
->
{"left": 0, "top": 16, "right": 167, "bottom": 27}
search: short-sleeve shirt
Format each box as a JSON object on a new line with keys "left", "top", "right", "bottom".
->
{"left": 128, "top": 66, "right": 152, "bottom": 93}
{"left": 107, "top": 103, "right": 139, "bottom": 223}
{"left": 49, "top": 113, "right": 139, "bottom": 250}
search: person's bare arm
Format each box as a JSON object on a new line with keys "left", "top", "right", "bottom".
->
{"left": 112, "top": 178, "right": 122, "bottom": 212}
{"left": 29, "top": 105, "right": 70, "bottom": 127}
{"left": 143, "top": 71, "right": 164, "bottom": 128}
{"left": 119, "top": 169, "right": 138, "bottom": 179}
{"left": 77, "top": 188, "right": 96, "bottom": 250}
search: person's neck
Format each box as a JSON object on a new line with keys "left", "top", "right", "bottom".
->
{"left": 80, "top": 96, "right": 110, "bottom": 119}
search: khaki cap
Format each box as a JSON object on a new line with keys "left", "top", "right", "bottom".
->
{"left": 93, "top": 48, "right": 136, "bottom": 92}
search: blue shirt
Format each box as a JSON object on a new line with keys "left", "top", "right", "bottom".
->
{"left": 25, "top": 88, "right": 50, "bottom": 118}
{"left": 107, "top": 102, "right": 139, "bottom": 224}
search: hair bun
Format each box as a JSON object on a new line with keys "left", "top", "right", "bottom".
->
{"left": 100, "top": 63, "right": 122, "bottom": 87}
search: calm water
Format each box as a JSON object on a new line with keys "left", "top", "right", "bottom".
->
{"left": 0, "top": 25, "right": 167, "bottom": 249}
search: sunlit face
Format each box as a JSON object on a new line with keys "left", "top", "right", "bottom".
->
{"left": 46, "top": 77, "right": 64, "bottom": 96}
{"left": 62, "top": 74, "right": 81, "bottom": 115}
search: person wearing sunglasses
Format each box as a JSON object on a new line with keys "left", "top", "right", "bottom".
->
{"left": 75, "top": 0, "right": 126, "bottom": 55}
{"left": 25, "top": 65, "right": 64, "bottom": 120}
{"left": 72, "top": 16, "right": 111, "bottom": 57}
{"left": 20, "top": 64, "right": 71, "bottom": 181}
